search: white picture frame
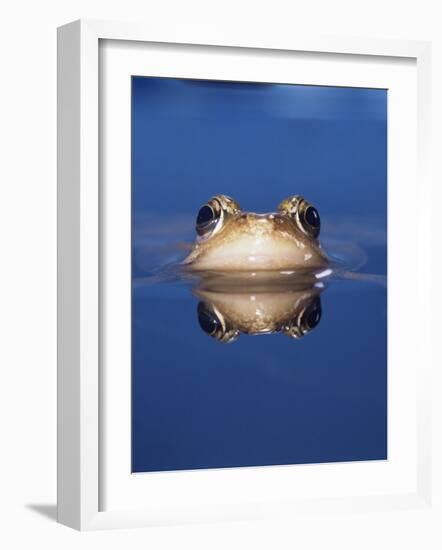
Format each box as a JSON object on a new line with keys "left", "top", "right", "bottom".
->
{"left": 57, "top": 19, "right": 435, "bottom": 531}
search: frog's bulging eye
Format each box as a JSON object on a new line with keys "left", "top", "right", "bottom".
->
{"left": 196, "top": 205, "right": 218, "bottom": 236}
{"left": 197, "top": 205, "right": 214, "bottom": 225}
{"left": 195, "top": 194, "right": 241, "bottom": 239}
{"left": 278, "top": 196, "right": 321, "bottom": 239}
{"left": 303, "top": 298, "right": 322, "bottom": 331}
{"left": 305, "top": 206, "right": 320, "bottom": 230}
{"left": 282, "top": 296, "right": 322, "bottom": 339}
{"left": 197, "top": 301, "right": 221, "bottom": 335}
{"left": 197, "top": 301, "right": 239, "bottom": 343}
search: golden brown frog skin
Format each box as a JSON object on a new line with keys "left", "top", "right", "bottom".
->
{"left": 182, "top": 194, "right": 329, "bottom": 272}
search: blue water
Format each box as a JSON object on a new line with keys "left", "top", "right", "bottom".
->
{"left": 131, "top": 77, "right": 387, "bottom": 473}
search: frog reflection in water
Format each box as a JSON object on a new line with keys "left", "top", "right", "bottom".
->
{"left": 183, "top": 194, "right": 329, "bottom": 272}
{"left": 181, "top": 194, "right": 329, "bottom": 342}
{"left": 195, "top": 281, "right": 323, "bottom": 343}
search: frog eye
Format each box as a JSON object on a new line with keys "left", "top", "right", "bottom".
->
{"left": 197, "top": 301, "right": 239, "bottom": 343}
{"left": 278, "top": 195, "right": 321, "bottom": 239}
{"left": 196, "top": 204, "right": 218, "bottom": 237}
{"left": 282, "top": 296, "right": 322, "bottom": 339}
{"left": 195, "top": 195, "right": 241, "bottom": 239}
{"left": 302, "top": 297, "right": 322, "bottom": 331}
{"left": 304, "top": 206, "right": 320, "bottom": 232}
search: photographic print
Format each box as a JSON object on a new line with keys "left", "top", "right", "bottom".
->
{"left": 131, "top": 76, "right": 387, "bottom": 473}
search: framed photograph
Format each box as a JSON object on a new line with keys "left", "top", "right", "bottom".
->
{"left": 57, "top": 19, "right": 435, "bottom": 530}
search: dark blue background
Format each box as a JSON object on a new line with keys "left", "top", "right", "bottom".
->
{"left": 131, "top": 77, "right": 387, "bottom": 472}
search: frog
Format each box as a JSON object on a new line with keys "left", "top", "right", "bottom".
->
{"left": 182, "top": 194, "right": 329, "bottom": 272}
